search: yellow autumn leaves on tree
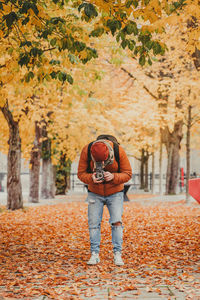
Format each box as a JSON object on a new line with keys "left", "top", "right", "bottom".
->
{"left": 0, "top": 0, "right": 200, "bottom": 208}
{"left": 0, "top": 0, "right": 199, "bottom": 157}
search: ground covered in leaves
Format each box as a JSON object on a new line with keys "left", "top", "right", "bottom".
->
{"left": 0, "top": 200, "right": 200, "bottom": 299}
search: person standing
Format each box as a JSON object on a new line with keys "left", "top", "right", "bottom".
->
{"left": 78, "top": 135, "right": 132, "bottom": 266}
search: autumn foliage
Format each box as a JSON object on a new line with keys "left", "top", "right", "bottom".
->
{"left": 0, "top": 199, "right": 199, "bottom": 299}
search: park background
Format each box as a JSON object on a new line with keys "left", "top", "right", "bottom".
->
{"left": 0, "top": 1, "right": 200, "bottom": 299}
{"left": 1, "top": 149, "right": 200, "bottom": 199}
{"left": 0, "top": 0, "right": 200, "bottom": 208}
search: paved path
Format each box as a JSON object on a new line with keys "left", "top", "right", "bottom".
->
{"left": 0, "top": 192, "right": 199, "bottom": 300}
{"left": 0, "top": 191, "right": 198, "bottom": 207}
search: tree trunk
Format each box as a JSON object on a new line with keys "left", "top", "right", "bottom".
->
{"left": 56, "top": 155, "right": 72, "bottom": 194}
{"left": 165, "top": 143, "right": 174, "bottom": 194}
{"left": 144, "top": 150, "right": 149, "bottom": 192}
{"left": 159, "top": 136, "right": 163, "bottom": 195}
{"left": 186, "top": 105, "right": 192, "bottom": 202}
{"left": 41, "top": 156, "right": 55, "bottom": 199}
{"left": 41, "top": 158, "right": 50, "bottom": 199}
{"left": 192, "top": 47, "right": 200, "bottom": 71}
{"left": 161, "top": 121, "right": 183, "bottom": 194}
{"left": 140, "top": 149, "right": 145, "bottom": 189}
{"left": 40, "top": 127, "right": 55, "bottom": 199}
{"left": 66, "top": 170, "right": 71, "bottom": 192}
{"left": 1, "top": 104, "right": 23, "bottom": 210}
{"left": 50, "top": 164, "right": 56, "bottom": 198}
{"left": 151, "top": 152, "right": 155, "bottom": 194}
{"left": 29, "top": 122, "right": 42, "bottom": 203}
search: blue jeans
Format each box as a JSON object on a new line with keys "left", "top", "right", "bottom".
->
{"left": 87, "top": 191, "right": 124, "bottom": 254}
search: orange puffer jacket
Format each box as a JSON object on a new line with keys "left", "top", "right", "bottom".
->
{"left": 77, "top": 142, "right": 132, "bottom": 196}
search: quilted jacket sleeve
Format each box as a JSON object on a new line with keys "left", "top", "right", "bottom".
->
{"left": 111, "top": 145, "right": 132, "bottom": 184}
{"left": 77, "top": 145, "right": 94, "bottom": 185}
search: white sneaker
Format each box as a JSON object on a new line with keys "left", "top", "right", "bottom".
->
{"left": 114, "top": 252, "right": 124, "bottom": 266}
{"left": 87, "top": 252, "right": 100, "bottom": 265}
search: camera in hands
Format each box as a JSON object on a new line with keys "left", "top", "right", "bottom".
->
{"left": 95, "top": 162, "right": 104, "bottom": 181}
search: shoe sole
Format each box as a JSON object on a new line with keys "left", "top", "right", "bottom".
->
{"left": 114, "top": 260, "right": 124, "bottom": 266}
{"left": 87, "top": 259, "right": 100, "bottom": 265}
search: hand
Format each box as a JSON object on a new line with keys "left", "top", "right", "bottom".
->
{"left": 104, "top": 171, "right": 114, "bottom": 182}
{"left": 92, "top": 173, "right": 104, "bottom": 184}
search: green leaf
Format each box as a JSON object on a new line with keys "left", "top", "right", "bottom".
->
{"left": 66, "top": 74, "right": 73, "bottom": 84}
{"left": 125, "top": 22, "right": 138, "bottom": 35}
{"left": 139, "top": 55, "right": 146, "bottom": 66}
{"left": 145, "top": 40, "right": 153, "bottom": 50}
{"left": 41, "top": 30, "right": 51, "bottom": 39}
{"left": 58, "top": 71, "right": 67, "bottom": 82}
{"left": 88, "top": 47, "right": 98, "bottom": 58}
{"left": 148, "top": 57, "right": 152, "bottom": 65}
{"left": 22, "top": 17, "right": 30, "bottom": 25}
{"left": 20, "top": 41, "right": 32, "bottom": 47}
{"left": 134, "top": 46, "right": 141, "bottom": 55}
{"left": 81, "top": 47, "right": 98, "bottom": 64}
{"left": 138, "top": 32, "right": 151, "bottom": 46}
{"left": 4, "top": 12, "right": 18, "bottom": 29}
{"left": 128, "top": 40, "right": 135, "bottom": 51}
{"left": 152, "top": 41, "right": 162, "bottom": 55}
{"left": 19, "top": 2, "right": 39, "bottom": 15}
{"left": 57, "top": 72, "right": 73, "bottom": 84}
{"left": 78, "top": 3, "right": 98, "bottom": 19}
{"left": 125, "top": 0, "right": 138, "bottom": 7}
{"left": 60, "top": 36, "right": 74, "bottom": 51}
{"left": 25, "top": 71, "right": 34, "bottom": 82}
{"left": 50, "top": 71, "right": 58, "bottom": 79}
{"left": 74, "top": 41, "right": 86, "bottom": 52}
{"left": 84, "top": 3, "right": 98, "bottom": 18}
{"left": 49, "top": 17, "right": 65, "bottom": 25}
{"left": 30, "top": 3, "right": 39, "bottom": 15}
{"left": 116, "top": 33, "right": 121, "bottom": 42}
{"left": 50, "top": 38, "right": 57, "bottom": 46}
{"left": 50, "top": 59, "right": 60, "bottom": 65}
{"left": 20, "top": 2, "right": 31, "bottom": 14}
{"left": 120, "top": 12, "right": 126, "bottom": 19}
{"left": 8, "top": 47, "right": 14, "bottom": 55}
{"left": 18, "top": 53, "right": 30, "bottom": 66}
{"left": 121, "top": 39, "right": 128, "bottom": 49}
{"left": 90, "top": 27, "right": 104, "bottom": 37}
{"left": 125, "top": 0, "right": 133, "bottom": 8}
{"left": 78, "top": 3, "right": 85, "bottom": 12}
{"left": 30, "top": 47, "right": 43, "bottom": 57}
{"left": 132, "top": 0, "right": 139, "bottom": 7}
{"left": 120, "top": 31, "right": 125, "bottom": 40}
{"left": 132, "top": 23, "right": 138, "bottom": 35}
{"left": 107, "top": 19, "right": 122, "bottom": 36}
{"left": 44, "top": 74, "right": 51, "bottom": 81}
{"left": 68, "top": 53, "right": 79, "bottom": 64}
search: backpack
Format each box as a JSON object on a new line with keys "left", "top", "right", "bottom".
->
{"left": 87, "top": 134, "right": 120, "bottom": 173}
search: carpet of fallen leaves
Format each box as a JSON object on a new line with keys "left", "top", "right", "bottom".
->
{"left": 0, "top": 200, "right": 200, "bottom": 299}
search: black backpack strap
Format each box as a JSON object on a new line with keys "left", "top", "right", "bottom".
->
{"left": 113, "top": 143, "right": 120, "bottom": 172}
{"left": 97, "top": 134, "right": 119, "bottom": 144}
{"left": 87, "top": 142, "right": 93, "bottom": 173}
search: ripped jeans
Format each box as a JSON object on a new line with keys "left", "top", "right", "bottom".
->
{"left": 87, "top": 191, "right": 124, "bottom": 254}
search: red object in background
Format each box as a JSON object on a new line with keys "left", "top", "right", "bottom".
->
{"left": 180, "top": 168, "right": 184, "bottom": 187}
{"left": 188, "top": 178, "right": 200, "bottom": 204}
